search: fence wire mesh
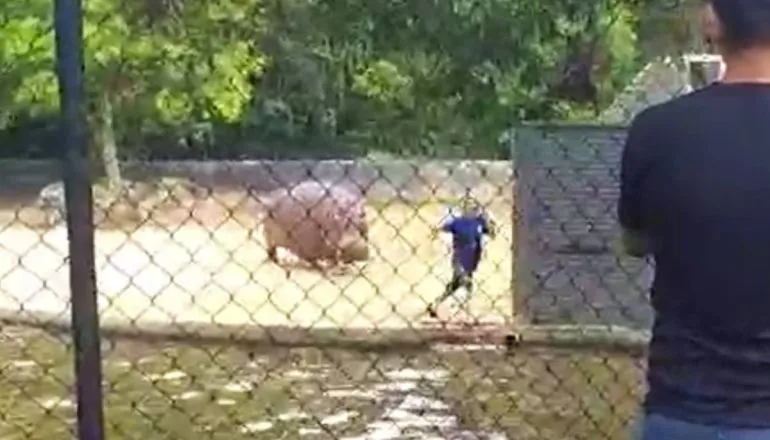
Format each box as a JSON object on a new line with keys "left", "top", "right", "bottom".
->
{"left": 0, "top": 0, "right": 722, "bottom": 438}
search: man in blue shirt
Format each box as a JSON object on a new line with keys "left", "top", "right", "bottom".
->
{"left": 621, "top": 1, "right": 770, "bottom": 438}
{"left": 426, "top": 198, "right": 495, "bottom": 320}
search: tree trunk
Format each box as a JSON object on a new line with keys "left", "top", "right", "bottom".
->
{"left": 95, "top": 92, "right": 122, "bottom": 191}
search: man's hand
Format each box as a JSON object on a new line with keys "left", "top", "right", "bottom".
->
{"left": 619, "top": 228, "right": 650, "bottom": 258}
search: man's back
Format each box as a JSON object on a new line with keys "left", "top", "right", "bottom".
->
{"left": 443, "top": 215, "right": 488, "bottom": 249}
{"left": 623, "top": 83, "right": 770, "bottom": 427}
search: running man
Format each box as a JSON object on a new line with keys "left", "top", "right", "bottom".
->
{"left": 426, "top": 198, "right": 495, "bottom": 320}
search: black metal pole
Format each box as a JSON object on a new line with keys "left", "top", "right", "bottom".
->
{"left": 53, "top": 0, "right": 106, "bottom": 438}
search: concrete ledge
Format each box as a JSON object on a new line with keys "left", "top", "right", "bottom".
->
{"left": 0, "top": 308, "right": 649, "bottom": 355}
{"left": 0, "top": 308, "right": 512, "bottom": 350}
{"left": 512, "top": 324, "right": 649, "bottom": 354}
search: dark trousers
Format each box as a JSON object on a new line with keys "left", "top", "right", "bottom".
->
{"left": 635, "top": 413, "right": 770, "bottom": 440}
{"left": 430, "top": 253, "right": 479, "bottom": 309}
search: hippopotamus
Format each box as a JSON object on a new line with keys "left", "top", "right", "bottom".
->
{"left": 259, "top": 181, "right": 370, "bottom": 270}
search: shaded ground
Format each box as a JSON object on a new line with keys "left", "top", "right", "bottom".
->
{"left": 0, "top": 190, "right": 513, "bottom": 330}
{"left": 0, "top": 327, "right": 643, "bottom": 439}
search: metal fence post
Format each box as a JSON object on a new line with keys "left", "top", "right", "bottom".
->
{"left": 509, "top": 126, "right": 529, "bottom": 327}
{"left": 508, "top": 127, "right": 520, "bottom": 325}
{"left": 54, "top": 0, "right": 106, "bottom": 438}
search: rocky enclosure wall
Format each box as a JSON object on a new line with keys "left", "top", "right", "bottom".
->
{"left": 0, "top": 159, "right": 513, "bottom": 204}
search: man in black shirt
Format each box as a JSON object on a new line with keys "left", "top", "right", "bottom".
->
{"left": 621, "top": 1, "right": 770, "bottom": 438}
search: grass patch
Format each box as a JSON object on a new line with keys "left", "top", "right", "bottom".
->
{"left": 438, "top": 347, "right": 644, "bottom": 440}
{"left": 0, "top": 329, "right": 381, "bottom": 439}
{"left": 0, "top": 327, "right": 642, "bottom": 439}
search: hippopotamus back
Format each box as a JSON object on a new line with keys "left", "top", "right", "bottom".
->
{"left": 261, "top": 181, "right": 369, "bottom": 265}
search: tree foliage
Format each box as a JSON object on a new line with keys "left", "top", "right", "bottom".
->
{"left": 0, "top": 0, "right": 693, "bottom": 160}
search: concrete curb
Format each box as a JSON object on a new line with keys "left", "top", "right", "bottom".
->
{"left": 0, "top": 308, "right": 649, "bottom": 354}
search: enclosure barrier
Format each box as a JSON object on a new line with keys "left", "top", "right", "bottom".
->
{"left": 0, "top": 132, "right": 653, "bottom": 440}
{"left": 0, "top": 0, "right": 705, "bottom": 437}
{"left": 0, "top": 154, "right": 649, "bottom": 439}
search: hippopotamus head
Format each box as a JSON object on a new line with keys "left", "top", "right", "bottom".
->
{"left": 338, "top": 229, "right": 370, "bottom": 262}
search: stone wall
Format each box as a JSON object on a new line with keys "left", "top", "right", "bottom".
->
{"left": 513, "top": 125, "right": 653, "bottom": 330}
{"left": 0, "top": 159, "right": 513, "bottom": 204}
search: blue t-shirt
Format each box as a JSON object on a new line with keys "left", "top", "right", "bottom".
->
{"left": 441, "top": 214, "right": 490, "bottom": 272}
{"left": 620, "top": 83, "right": 770, "bottom": 428}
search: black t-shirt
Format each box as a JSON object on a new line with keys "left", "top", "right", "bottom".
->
{"left": 620, "top": 83, "right": 770, "bottom": 428}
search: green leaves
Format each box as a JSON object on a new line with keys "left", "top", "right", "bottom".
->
{"left": 352, "top": 60, "right": 412, "bottom": 105}
{"left": 0, "top": 0, "right": 55, "bottom": 126}
{"left": 1, "top": 0, "right": 680, "bottom": 159}
{"left": 2, "top": 0, "right": 265, "bottom": 152}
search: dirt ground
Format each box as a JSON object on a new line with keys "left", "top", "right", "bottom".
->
{"left": 0, "top": 190, "right": 513, "bottom": 330}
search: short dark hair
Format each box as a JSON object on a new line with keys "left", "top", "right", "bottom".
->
{"left": 710, "top": 0, "right": 770, "bottom": 51}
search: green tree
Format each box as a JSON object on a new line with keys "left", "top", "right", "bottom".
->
{"left": 253, "top": 0, "right": 644, "bottom": 156}
{"left": 2, "top": 0, "right": 660, "bottom": 161}
{"left": 1, "top": 0, "right": 266, "bottom": 185}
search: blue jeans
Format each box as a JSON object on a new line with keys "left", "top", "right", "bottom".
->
{"left": 637, "top": 413, "right": 770, "bottom": 440}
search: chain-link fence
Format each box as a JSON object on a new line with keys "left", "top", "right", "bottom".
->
{"left": 512, "top": 125, "right": 652, "bottom": 333}
{"left": 0, "top": 0, "right": 723, "bottom": 438}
